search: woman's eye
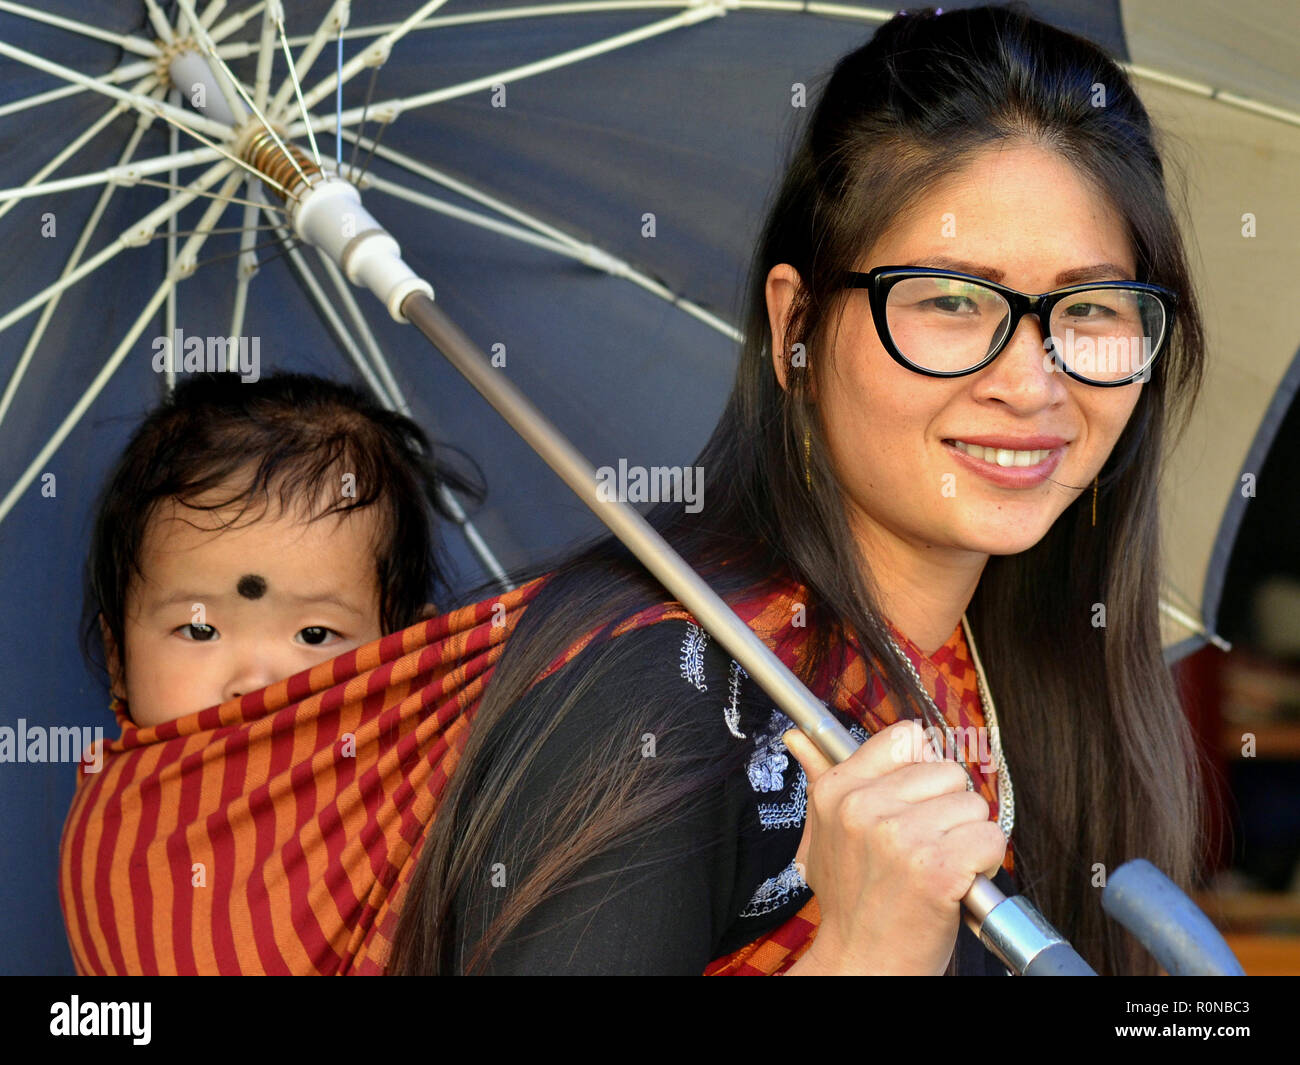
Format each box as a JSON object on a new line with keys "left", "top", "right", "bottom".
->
{"left": 177, "top": 623, "right": 218, "bottom": 641}
{"left": 1062, "top": 301, "right": 1112, "bottom": 319}
{"left": 922, "top": 295, "right": 978, "bottom": 314}
{"left": 296, "top": 626, "right": 341, "bottom": 646}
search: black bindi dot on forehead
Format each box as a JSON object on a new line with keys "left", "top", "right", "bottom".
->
{"left": 236, "top": 574, "right": 267, "bottom": 600}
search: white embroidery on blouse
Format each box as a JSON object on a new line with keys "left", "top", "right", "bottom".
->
{"left": 724, "top": 659, "right": 748, "bottom": 739}
{"left": 746, "top": 709, "right": 793, "bottom": 792}
{"left": 757, "top": 767, "right": 807, "bottom": 831}
{"left": 679, "top": 622, "right": 709, "bottom": 692}
{"left": 739, "top": 859, "right": 810, "bottom": 918}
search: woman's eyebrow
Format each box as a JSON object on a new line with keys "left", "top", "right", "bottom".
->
{"left": 911, "top": 255, "right": 1132, "bottom": 285}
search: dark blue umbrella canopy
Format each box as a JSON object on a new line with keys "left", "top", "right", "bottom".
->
{"left": 6, "top": 0, "right": 1293, "bottom": 973}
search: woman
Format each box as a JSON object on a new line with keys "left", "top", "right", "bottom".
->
{"left": 390, "top": 3, "right": 1207, "bottom": 976}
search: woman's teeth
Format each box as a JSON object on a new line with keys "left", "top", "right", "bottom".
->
{"left": 949, "top": 440, "right": 1053, "bottom": 467}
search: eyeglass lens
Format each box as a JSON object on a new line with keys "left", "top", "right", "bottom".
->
{"left": 884, "top": 276, "right": 1167, "bottom": 382}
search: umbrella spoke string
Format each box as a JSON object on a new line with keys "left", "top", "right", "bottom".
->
{"left": 138, "top": 223, "right": 286, "bottom": 240}
{"left": 190, "top": 235, "right": 302, "bottom": 272}
{"left": 273, "top": 10, "right": 324, "bottom": 167}
{"left": 131, "top": 177, "right": 288, "bottom": 215}
{"left": 144, "top": 99, "right": 302, "bottom": 203}
{"left": 298, "top": 0, "right": 453, "bottom": 112}
{"left": 346, "top": 63, "right": 381, "bottom": 182}
{"left": 350, "top": 117, "right": 391, "bottom": 190}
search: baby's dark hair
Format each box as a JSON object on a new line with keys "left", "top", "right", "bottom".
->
{"left": 80, "top": 371, "right": 483, "bottom": 689}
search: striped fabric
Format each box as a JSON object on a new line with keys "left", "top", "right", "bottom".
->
{"left": 58, "top": 574, "right": 1011, "bottom": 975}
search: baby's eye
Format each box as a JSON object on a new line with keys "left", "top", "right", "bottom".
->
{"left": 176, "top": 623, "right": 219, "bottom": 641}
{"left": 296, "top": 626, "right": 342, "bottom": 647}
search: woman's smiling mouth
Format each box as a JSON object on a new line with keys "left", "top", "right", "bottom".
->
{"left": 942, "top": 438, "right": 1067, "bottom": 487}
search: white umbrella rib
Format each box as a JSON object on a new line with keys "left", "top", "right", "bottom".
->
{"left": 294, "top": 4, "right": 726, "bottom": 127}
{"left": 1123, "top": 63, "right": 1300, "bottom": 129}
{"left": 0, "top": 170, "right": 246, "bottom": 530}
{"left": 0, "top": 1, "right": 159, "bottom": 56}
{"left": 270, "top": 8, "right": 326, "bottom": 166}
{"left": 210, "top": 1, "right": 268, "bottom": 45}
{"left": 252, "top": 0, "right": 279, "bottom": 115}
{"left": 0, "top": 74, "right": 157, "bottom": 227}
{"left": 198, "top": 0, "right": 229, "bottom": 31}
{"left": 310, "top": 251, "right": 402, "bottom": 410}
{"left": 336, "top": 130, "right": 587, "bottom": 254}
{"left": 165, "top": 90, "right": 181, "bottom": 394}
{"left": 1158, "top": 592, "right": 1233, "bottom": 652}
{"left": 0, "top": 86, "right": 168, "bottom": 432}
{"left": 256, "top": 203, "right": 393, "bottom": 402}
{"left": 363, "top": 170, "right": 742, "bottom": 343}
{"left": 362, "top": 171, "right": 588, "bottom": 258}
{"left": 0, "top": 40, "right": 230, "bottom": 140}
{"left": 142, "top": 0, "right": 174, "bottom": 42}
{"left": 228, "top": 184, "right": 261, "bottom": 343}
{"left": 0, "top": 147, "right": 224, "bottom": 205}
{"left": 284, "top": 2, "right": 752, "bottom": 43}
{"left": 0, "top": 60, "right": 157, "bottom": 119}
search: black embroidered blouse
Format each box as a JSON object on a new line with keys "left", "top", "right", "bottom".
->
{"left": 450, "top": 618, "right": 1017, "bottom": 974}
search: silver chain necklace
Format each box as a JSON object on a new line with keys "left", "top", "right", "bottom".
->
{"left": 882, "top": 615, "right": 1015, "bottom": 841}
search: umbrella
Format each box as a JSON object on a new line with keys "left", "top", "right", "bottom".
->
{"left": 0, "top": 0, "right": 1295, "bottom": 974}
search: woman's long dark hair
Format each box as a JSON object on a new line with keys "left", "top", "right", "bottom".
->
{"left": 392, "top": 3, "right": 1207, "bottom": 975}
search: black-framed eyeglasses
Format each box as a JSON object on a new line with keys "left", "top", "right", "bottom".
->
{"left": 843, "top": 266, "right": 1178, "bottom": 387}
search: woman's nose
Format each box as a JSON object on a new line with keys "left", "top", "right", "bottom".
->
{"left": 978, "top": 313, "right": 1066, "bottom": 403}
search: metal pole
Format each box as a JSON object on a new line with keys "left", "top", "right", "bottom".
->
{"left": 400, "top": 290, "right": 1096, "bottom": 976}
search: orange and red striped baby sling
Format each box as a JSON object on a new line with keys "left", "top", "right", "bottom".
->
{"left": 58, "top": 573, "right": 1011, "bottom": 974}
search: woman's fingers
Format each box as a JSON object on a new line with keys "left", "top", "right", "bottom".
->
{"left": 782, "top": 720, "right": 1005, "bottom": 888}
{"left": 782, "top": 728, "right": 829, "bottom": 880}
{"left": 781, "top": 727, "right": 833, "bottom": 782}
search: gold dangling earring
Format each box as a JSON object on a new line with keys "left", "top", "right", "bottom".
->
{"left": 1091, "top": 475, "right": 1098, "bottom": 527}
{"left": 804, "top": 428, "right": 813, "bottom": 491}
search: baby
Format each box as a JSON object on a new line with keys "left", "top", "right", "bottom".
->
{"left": 81, "top": 372, "right": 480, "bottom": 728}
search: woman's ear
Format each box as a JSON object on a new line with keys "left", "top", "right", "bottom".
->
{"left": 765, "top": 263, "right": 807, "bottom": 394}
{"left": 98, "top": 614, "right": 125, "bottom": 702}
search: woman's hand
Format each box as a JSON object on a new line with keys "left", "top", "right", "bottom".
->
{"left": 780, "top": 719, "right": 1006, "bottom": 976}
